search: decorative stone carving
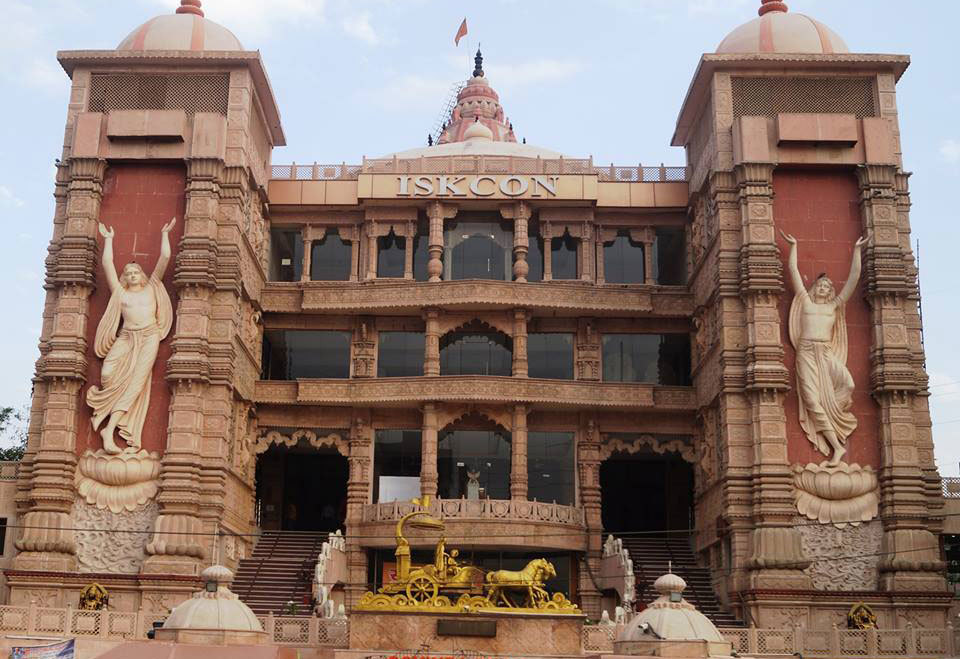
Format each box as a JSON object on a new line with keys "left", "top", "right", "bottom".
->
{"left": 74, "top": 499, "right": 158, "bottom": 574}
{"left": 75, "top": 448, "right": 161, "bottom": 513}
{"left": 781, "top": 231, "right": 867, "bottom": 466}
{"left": 352, "top": 321, "right": 376, "bottom": 377}
{"left": 601, "top": 435, "right": 695, "bottom": 463}
{"left": 793, "top": 462, "right": 879, "bottom": 526}
{"left": 798, "top": 518, "right": 881, "bottom": 591}
{"left": 86, "top": 219, "right": 176, "bottom": 454}
{"left": 255, "top": 429, "right": 348, "bottom": 456}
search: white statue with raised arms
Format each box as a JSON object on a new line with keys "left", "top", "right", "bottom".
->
{"left": 781, "top": 230, "right": 867, "bottom": 467}
{"left": 86, "top": 218, "right": 176, "bottom": 454}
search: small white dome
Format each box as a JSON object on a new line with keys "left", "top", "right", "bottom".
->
{"left": 717, "top": 1, "right": 848, "bottom": 55}
{"left": 162, "top": 565, "right": 263, "bottom": 633}
{"left": 118, "top": 1, "right": 243, "bottom": 52}
{"left": 463, "top": 120, "right": 494, "bottom": 141}
{"left": 618, "top": 571, "right": 725, "bottom": 644}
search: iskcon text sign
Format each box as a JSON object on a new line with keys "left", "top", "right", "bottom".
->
{"left": 396, "top": 175, "right": 560, "bottom": 198}
{"left": 356, "top": 173, "right": 598, "bottom": 201}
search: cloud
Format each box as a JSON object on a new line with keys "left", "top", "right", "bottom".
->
{"left": 0, "top": 186, "right": 25, "bottom": 209}
{"left": 342, "top": 11, "right": 379, "bottom": 45}
{"left": 361, "top": 74, "right": 455, "bottom": 111}
{"left": 940, "top": 139, "right": 960, "bottom": 165}
{"left": 151, "top": 0, "right": 326, "bottom": 41}
{"left": 485, "top": 58, "right": 585, "bottom": 90}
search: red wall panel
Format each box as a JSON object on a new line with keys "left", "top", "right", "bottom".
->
{"left": 76, "top": 164, "right": 186, "bottom": 456}
{"left": 773, "top": 169, "right": 880, "bottom": 469}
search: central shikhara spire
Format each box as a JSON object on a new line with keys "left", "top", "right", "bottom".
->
{"left": 436, "top": 49, "right": 517, "bottom": 145}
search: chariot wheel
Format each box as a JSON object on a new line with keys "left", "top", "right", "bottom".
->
{"left": 406, "top": 575, "right": 438, "bottom": 604}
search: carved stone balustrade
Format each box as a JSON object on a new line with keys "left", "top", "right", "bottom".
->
{"left": 359, "top": 498, "right": 587, "bottom": 551}
{"left": 255, "top": 377, "right": 696, "bottom": 411}
{"left": 261, "top": 280, "right": 693, "bottom": 317}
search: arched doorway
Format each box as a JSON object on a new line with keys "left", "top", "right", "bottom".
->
{"left": 600, "top": 436, "right": 694, "bottom": 535}
{"left": 255, "top": 431, "right": 349, "bottom": 532}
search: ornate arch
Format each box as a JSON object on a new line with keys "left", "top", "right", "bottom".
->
{"left": 436, "top": 405, "right": 512, "bottom": 433}
{"left": 255, "top": 429, "right": 349, "bottom": 457}
{"left": 600, "top": 434, "right": 695, "bottom": 463}
{"left": 437, "top": 314, "right": 514, "bottom": 338}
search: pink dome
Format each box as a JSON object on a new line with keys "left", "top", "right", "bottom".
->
{"left": 716, "top": 1, "right": 848, "bottom": 55}
{"left": 117, "top": 0, "right": 243, "bottom": 52}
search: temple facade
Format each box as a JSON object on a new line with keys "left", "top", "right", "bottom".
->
{"left": 4, "top": 0, "right": 950, "bottom": 636}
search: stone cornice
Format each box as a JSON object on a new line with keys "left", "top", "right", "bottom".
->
{"left": 255, "top": 377, "right": 695, "bottom": 411}
{"left": 261, "top": 280, "right": 693, "bottom": 317}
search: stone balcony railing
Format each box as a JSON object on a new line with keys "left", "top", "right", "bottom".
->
{"left": 362, "top": 497, "right": 585, "bottom": 527}
{"left": 262, "top": 280, "right": 694, "bottom": 317}
{"left": 0, "top": 605, "right": 348, "bottom": 648}
{"left": 271, "top": 159, "right": 688, "bottom": 182}
{"left": 255, "top": 377, "right": 696, "bottom": 411}
{"left": 582, "top": 624, "right": 960, "bottom": 657}
{"left": 0, "top": 462, "right": 19, "bottom": 480}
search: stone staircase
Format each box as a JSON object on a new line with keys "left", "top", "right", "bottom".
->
{"left": 234, "top": 530, "right": 328, "bottom": 615}
{"left": 619, "top": 535, "right": 743, "bottom": 627}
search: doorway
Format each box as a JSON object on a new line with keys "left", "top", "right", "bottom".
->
{"left": 600, "top": 451, "right": 693, "bottom": 535}
{"left": 256, "top": 443, "right": 349, "bottom": 532}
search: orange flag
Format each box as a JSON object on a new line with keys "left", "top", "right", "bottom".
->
{"left": 455, "top": 18, "right": 468, "bottom": 46}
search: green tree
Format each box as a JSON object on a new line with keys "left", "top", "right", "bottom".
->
{"left": 0, "top": 406, "right": 28, "bottom": 461}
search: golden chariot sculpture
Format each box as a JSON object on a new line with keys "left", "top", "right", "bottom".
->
{"left": 356, "top": 497, "right": 579, "bottom": 614}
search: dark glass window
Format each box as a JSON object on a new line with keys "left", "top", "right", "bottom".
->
{"left": 269, "top": 229, "right": 303, "bottom": 282}
{"left": 377, "top": 230, "right": 406, "bottom": 278}
{"left": 602, "top": 333, "right": 691, "bottom": 385}
{"left": 528, "top": 333, "right": 574, "bottom": 380}
{"left": 310, "top": 229, "right": 352, "bottom": 281}
{"left": 261, "top": 330, "right": 351, "bottom": 379}
{"left": 655, "top": 227, "right": 686, "bottom": 285}
{"left": 437, "top": 430, "right": 511, "bottom": 500}
{"left": 0, "top": 518, "right": 6, "bottom": 555}
{"left": 526, "top": 219, "right": 543, "bottom": 282}
{"left": 374, "top": 430, "right": 422, "bottom": 503}
{"left": 603, "top": 230, "right": 645, "bottom": 284}
{"left": 528, "top": 432, "right": 575, "bottom": 505}
{"left": 413, "top": 220, "right": 430, "bottom": 282}
{"left": 440, "top": 327, "right": 512, "bottom": 376}
{"left": 444, "top": 218, "right": 513, "bottom": 281}
{"left": 377, "top": 332, "right": 425, "bottom": 377}
{"left": 551, "top": 230, "right": 579, "bottom": 280}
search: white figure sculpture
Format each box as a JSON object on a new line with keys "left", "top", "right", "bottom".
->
{"left": 86, "top": 219, "right": 176, "bottom": 454}
{"left": 781, "top": 231, "right": 867, "bottom": 466}
{"left": 466, "top": 468, "right": 481, "bottom": 500}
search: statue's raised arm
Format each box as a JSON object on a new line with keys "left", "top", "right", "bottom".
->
{"left": 837, "top": 235, "right": 868, "bottom": 305}
{"left": 98, "top": 223, "right": 120, "bottom": 294}
{"left": 152, "top": 217, "right": 177, "bottom": 281}
{"left": 779, "top": 230, "right": 805, "bottom": 296}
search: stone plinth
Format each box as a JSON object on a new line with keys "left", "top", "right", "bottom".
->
{"left": 613, "top": 638, "right": 732, "bottom": 657}
{"left": 349, "top": 609, "right": 584, "bottom": 655}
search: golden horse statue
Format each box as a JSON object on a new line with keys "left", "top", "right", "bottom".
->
{"left": 485, "top": 558, "right": 556, "bottom": 608}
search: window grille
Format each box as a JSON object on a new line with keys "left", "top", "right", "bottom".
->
{"left": 88, "top": 73, "right": 230, "bottom": 115}
{"left": 731, "top": 76, "right": 877, "bottom": 118}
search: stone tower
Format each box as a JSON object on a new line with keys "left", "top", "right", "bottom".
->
{"left": 8, "top": 0, "right": 280, "bottom": 611}
{"left": 676, "top": 0, "right": 946, "bottom": 627}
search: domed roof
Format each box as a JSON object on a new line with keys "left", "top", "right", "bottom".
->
{"left": 618, "top": 571, "right": 725, "bottom": 644}
{"left": 717, "top": 1, "right": 848, "bottom": 55}
{"left": 117, "top": 0, "right": 243, "bottom": 52}
{"left": 162, "top": 565, "right": 263, "bottom": 633}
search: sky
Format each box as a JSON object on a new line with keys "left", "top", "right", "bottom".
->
{"left": 0, "top": 0, "right": 958, "bottom": 473}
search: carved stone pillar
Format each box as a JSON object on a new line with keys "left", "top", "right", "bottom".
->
{"left": 512, "top": 309, "right": 528, "bottom": 378}
{"left": 857, "top": 165, "right": 945, "bottom": 592}
{"left": 301, "top": 234, "right": 312, "bottom": 282}
{"left": 345, "top": 413, "right": 372, "bottom": 607}
{"left": 352, "top": 317, "right": 376, "bottom": 378}
{"left": 542, "top": 222, "right": 553, "bottom": 281}
{"left": 581, "top": 221, "right": 594, "bottom": 282}
{"left": 577, "top": 415, "right": 602, "bottom": 618}
{"left": 423, "top": 308, "right": 441, "bottom": 377}
{"left": 510, "top": 405, "right": 528, "bottom": 500}
{"left": 365, "top": 223, "right": 378, "bottom": 280}
{"left": 502, "top": 201, "right": 531, "bottom": 282}
{"left": 426, "top": 202, "right": 456, "bottom": 282}
{"left": 14, "top": 157, "right": 106, "bottom": 573}
{"left": 404, "top": 220, "right": 415, "bottom": 280}
{"left": 576, "top": 318, "right": 600, "bottom": 381}
{"left": 734, "top": 163, "right": 811, "bottom": 592}
{"left": 143, "top": 158, "right": 225, "bottom": 575}
{"left": 420, "top": 403, "right": 439, "bottom": 498}
{"left": 594, "top": 225, "right": 605, "bottom": 284}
